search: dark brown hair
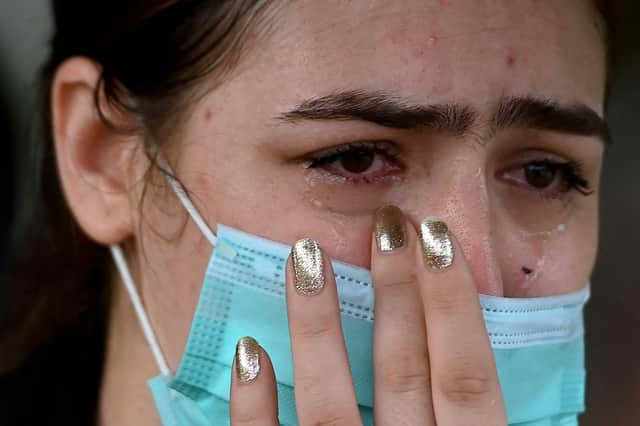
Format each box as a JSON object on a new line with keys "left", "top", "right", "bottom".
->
{"left": 0, "top": 1, "right": 275, "bottom": 424}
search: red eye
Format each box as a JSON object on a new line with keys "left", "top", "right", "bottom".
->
{"left": 498, "top": 160, "right": 592, "bottom": 198}
{"left": 308, "top": 145, "right": 403, "bottom": 183}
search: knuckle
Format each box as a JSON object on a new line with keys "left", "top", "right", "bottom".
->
{"left": 376, "top": 274, "right": 417, "bottom": 291}
{"left": 379, "top": 352, "right": 430, "bottom": 394}
{"left": 308, "top": 415, "right": 352, "bottom": 426}
{"left": 232, "top": 411, "right": 262, "bottom": 425}
{"left": 303, "top": 402, "right": 356, "bottom": 426}
{"left": 291, "top": 316, "right": 337, "bottom": 340}
{"left": 383, "top": 369, "right": 431, "bottom": 395}
{"left": 297, "top": 384, "right": 357, "bottom": 426}
{"left": 428, "top": 290, "right": 466, "bottom": 314}
{"left": 437, "top": 361, "right": 494, "bottom": 407}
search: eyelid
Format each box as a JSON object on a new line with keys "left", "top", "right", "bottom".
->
{"left": 497, "top": 158, "right": 593, "bottom": 199}
{"left": 302, "top": 139, "right": 401, "bottom": 167}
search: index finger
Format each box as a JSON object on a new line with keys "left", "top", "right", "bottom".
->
{"left": 286, "top": 238, "right": 363, "bottom": 426}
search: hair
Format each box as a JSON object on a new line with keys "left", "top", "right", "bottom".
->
{"left": 0, "top": 1, "right": 276, "bottom": 424}
{"left": 0, "top": 0, "right": 614, "bottom": 424}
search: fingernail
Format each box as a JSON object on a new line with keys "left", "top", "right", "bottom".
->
{"left": 419, "top": 217, "right": 454, "bottom": 270}
{"left": 235, "top": 336, "right": 260, "bottom": 383}
{"left": 292, "top": 238, "right": 325, "bottom": 295}
{"left": 375, "top": 205, "right": 406, "bottom": 252}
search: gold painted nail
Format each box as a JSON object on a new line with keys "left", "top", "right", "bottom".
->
{"left": 375, "top": 205, "right": 406, "bottom": 252}
{"left": 419, "top": 217, "right": 454, "bottom": 269}
{"left": 292, "top": 238, "right": 325, "bottom": 296}
{"left": 235, "top": 336, "right": 260, "bottom": 383}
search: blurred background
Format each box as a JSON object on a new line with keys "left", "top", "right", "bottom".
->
{"left": 0, "top": 1, "right": 637, "bottom": 425}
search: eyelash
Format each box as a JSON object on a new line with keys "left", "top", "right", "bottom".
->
{"left": 306, "top": 141, "right": 400, "bottom": 164}
{"left": 532, "top": 159, "right": 594, "bottom": 196}
{"left": 306, "top": 142, "right": 594, "bottom": 196}
{"left": 305, "top": 141, "right": 404, "bottom": 183}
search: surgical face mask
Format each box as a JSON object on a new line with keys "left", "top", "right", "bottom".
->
{"left": 110, "top": 164, "right": 589, "bottom": 426}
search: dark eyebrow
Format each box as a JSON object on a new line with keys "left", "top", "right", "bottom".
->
{"left": 277, "top": 90, "right": 610, "bottom": 146}
{"left": 277, "top": 90, "right": 476, "bottom": 136}
{"left": 492, "top": 96, "right": 611, "bottom": 145}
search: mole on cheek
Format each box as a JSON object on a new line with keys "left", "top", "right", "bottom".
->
{"left": 505, "top": 53, "right": 516, "bottom": 66}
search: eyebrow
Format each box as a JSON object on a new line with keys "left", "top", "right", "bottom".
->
{"left": 277, "top": 90, "right": 610, "bottom": 145}
{"left": 277, "top": 90, "right": 476, "bottom": 136}
{"left": 492, "top": 96, "right": 611, "bottom": 145}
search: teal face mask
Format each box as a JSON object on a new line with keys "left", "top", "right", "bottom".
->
{"left": 110, "top": 169, "right": 589, "bottom": 426}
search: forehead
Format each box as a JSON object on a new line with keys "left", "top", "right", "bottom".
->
{"left": 239, "top": 0, "right": 606, "bottom": 113}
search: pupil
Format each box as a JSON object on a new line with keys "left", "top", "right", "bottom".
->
{"left": 340, "top": 150, "right": 375, "bottom": 173}
{"left": 524, "top": 162, "right": 556, "bottom": 188}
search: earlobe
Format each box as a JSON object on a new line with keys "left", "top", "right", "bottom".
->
{"left": 52, "top": 56, "right": 138, "bottom": 245}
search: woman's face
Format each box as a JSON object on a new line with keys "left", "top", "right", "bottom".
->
{"left": 131, "top": 0, "right": 606, "bottom": 367}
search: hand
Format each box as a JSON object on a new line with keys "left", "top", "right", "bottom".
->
{"left": 229, "top": 205, "right": 508, "bottom": 425}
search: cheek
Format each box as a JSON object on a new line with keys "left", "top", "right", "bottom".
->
{"left": 309, "top": 218, "right": 374, "bottom": 268}
{"left": 226, "top": 196, "right": 375, "bottom": 269}
{"left": 191, "top": 163, "right": 375, "bottom": 268}
{"left": 495, "top": 204, "right": 598, "bottom": 297}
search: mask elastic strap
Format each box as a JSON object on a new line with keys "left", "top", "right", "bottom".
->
{"left": 156, "top": 154, "right": 218, "bottom": 247}
{"left": 110, "top": 244, "right": 172, "bottom": 377}
{"left": 109, "top": 150, "right": 220, "bottom": 378}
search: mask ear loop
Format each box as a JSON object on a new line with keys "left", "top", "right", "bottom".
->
{"left": 109, "top": 148, "right": 219, "bottom": 378}
{"left": 155, "top": 155, "right": 218, "bottom": 247}
{"left": 110, "top": 244, "right": 172, "bottom": 377}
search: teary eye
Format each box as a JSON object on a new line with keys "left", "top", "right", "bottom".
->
{"left": 499, "top": 159, "right": 593, "bottom": 198}
{"left": 306, "top": 141, "right": 403, "bottom": 184}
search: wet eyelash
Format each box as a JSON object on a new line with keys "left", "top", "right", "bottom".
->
{"left": 305, "top": 141, "right": 400, "bottom": 169}
{"left": 543, "top": 159, "right": 594, "bottom": 196}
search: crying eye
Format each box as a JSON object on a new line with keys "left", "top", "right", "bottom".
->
{"left": 523, "top": 162, "right": 559, "bottom": 189}
{"left": 498, "top": 160, "right": 593, "bottom": 198}
{"left": 329, "top": 149, "right": 375, "bottom": 173}
{"left": 307, "top": 143, "right": 403, "bottom": 183}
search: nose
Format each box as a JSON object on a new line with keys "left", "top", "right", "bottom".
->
{"left": 406, "top": 160, "right": 505, "bottom": 296}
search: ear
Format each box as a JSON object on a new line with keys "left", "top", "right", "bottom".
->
{"left": 52, "top": 57, "right": 140, "bottom": 245}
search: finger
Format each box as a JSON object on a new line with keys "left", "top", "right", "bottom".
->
{"left": 286, "top": 238, "right": 363, "bottom": 426}
{"left": 416, "top": 217, "right": 507, "bottom": 425}
{"left": 371, "top": 205, "right": 435, "bottom": 425}
{"left": 230, "top": 337, "right": 279, "bottom": 426}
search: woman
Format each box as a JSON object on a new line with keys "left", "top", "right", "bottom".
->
{"left": 1, "top": 0, "right": 611, "bottom": 425}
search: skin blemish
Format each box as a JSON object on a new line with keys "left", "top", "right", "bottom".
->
{"left": 505, "top": 53, "right": 516, "bottom": 66}
{"left": 204, "top": 109, "right": 213, "bottom": 121}
{"left": 414, "top": 34, "right": 442, "bottom": 58}
{"left": 522, "top": 266, "right": 533, "bottom": 275}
